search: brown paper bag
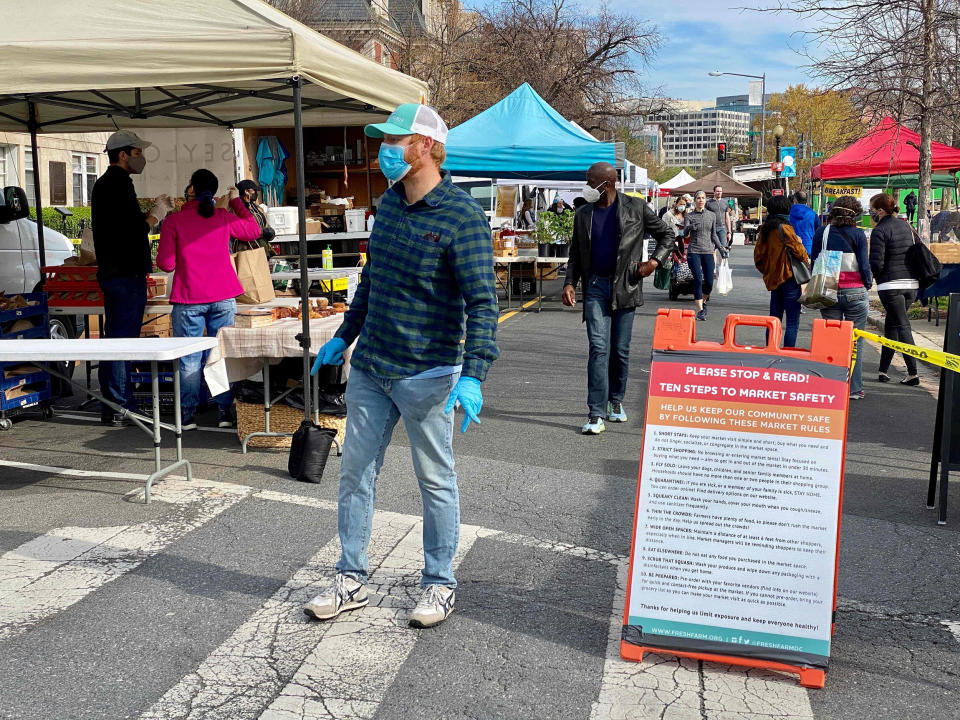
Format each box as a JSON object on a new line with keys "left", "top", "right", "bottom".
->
{"left": 232, "top": 247, "right": 276, "bottom": 304}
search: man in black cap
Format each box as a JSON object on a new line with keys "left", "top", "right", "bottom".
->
{"left": 91, "top": 130, "right": 173, "bottom": 425}
{"left": 232, "top": 180, "right": 275, "bottom": 255}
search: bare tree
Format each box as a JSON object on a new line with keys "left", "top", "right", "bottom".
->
{"left": 465, "top": 0, "right": 664, "bottom": 132}
{"left": 758, "top": 0, "right": 960, "bottom": 232}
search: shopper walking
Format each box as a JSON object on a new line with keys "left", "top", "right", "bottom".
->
{"left": 684, "top": 190, "right": 728, "bottom": 321}
{"left": 811, "top": 196, "right": 872, "bottom": 399}
{"left": 903, "top": 191, "right": 918, "bottom": 224}
{"left": 753, "top": 195, "right": 810, "bottom": 348}
{"left": 705, "top": 185, "right": 731, "bottom": 249}
{"left": 303, "top": 104, "right": 499, "bottom": 629}
{"left": 91, "top": 130, "right": 173, "bottom": 426}
{"left": 561, "top": 162, "right": 675, "bottom": 435}
{"left": 869, "top": 193, "right": 921, "bottom": 386}
{"left": 662, "top": 196, "right": 688, "bottom": 259}
{"left": 156, "top": 169, "right": 262, "bottom": 429}
{"left": 788, "top": 190, "right": 821, "bottom": 257}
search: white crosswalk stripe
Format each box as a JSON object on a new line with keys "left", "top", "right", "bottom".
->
{"left": 3, "top": 474, "right": 826, "bottom": 720}
{"left": 0, "top": 478, "right": 250, "bottom": 641}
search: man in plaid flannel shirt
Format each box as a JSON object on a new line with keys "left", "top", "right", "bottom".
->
{"left": 304, "top": 104, "right": 499, "bottom": 629}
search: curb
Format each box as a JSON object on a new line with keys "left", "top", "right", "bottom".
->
{"left": 866, "top": 310, "right": 884, "bottom": 331}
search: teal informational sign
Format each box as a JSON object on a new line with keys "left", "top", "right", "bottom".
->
{"left": 780, "top": 146, "right": 797, "bottom": 178}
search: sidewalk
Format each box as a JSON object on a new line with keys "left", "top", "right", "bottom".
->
{"left": 865, "top": 287, "right": 945, "bottom": 393}
{"left": 866, "top": 287, "right": 946, "bottom": 350}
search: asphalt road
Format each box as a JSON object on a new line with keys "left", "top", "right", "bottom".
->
{"left": 1, "top": 248, "right": 957, "bottom": 720}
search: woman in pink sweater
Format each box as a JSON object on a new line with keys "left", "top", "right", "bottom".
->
{"left": 157, "top": 169, "right": 261, "bottom": 428}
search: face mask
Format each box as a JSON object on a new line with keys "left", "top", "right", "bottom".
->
{"left": 378, "top": 142, "right": 412, "bottom": 182}
{"left": 676, "top": 205, "right": 686, "bottom": 213}
{"left": 869, "top": 210, "right": 880, "bottom": 223}
{"left": 581, "top": 180, "right": 608, "bottom": 204}
{"left": 127, "top": 154, "right": 146, "bottom": 174}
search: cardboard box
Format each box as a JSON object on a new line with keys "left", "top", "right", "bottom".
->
{"left": 303, "top": 219, "right": 326, "bottom": 235}
{"left": 141, "top": 313, "right": 172, "bottom": 338}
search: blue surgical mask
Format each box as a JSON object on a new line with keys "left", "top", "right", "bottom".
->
{"left": 378, "top": 143, "right": 412, "bottom": 182}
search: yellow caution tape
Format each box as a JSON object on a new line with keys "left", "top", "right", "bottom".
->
{"left": 854, "top": 329, "right": 960, "bottom": 373}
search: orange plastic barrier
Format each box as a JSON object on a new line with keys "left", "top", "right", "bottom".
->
{"left": 621, "top": 309, "right": 853, "bottom": 689}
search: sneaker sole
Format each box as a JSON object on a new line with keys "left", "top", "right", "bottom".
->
{"left": 582, "top": 427, "right": 605, "bottom": 435}
{"left": 217, "top": 422, "right": 233, "bottom": 428}
{"left": 303, "top": 597, "right": 368, "bottom": 621}
{"left": 607, "top": 416, "right": 627, "bottom": 423}
{"left": 409, "top": 607, "right": 454, "bottom": 629}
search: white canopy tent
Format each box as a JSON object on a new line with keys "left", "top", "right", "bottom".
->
{"left": 0, "top": 0, "right": 427, "bottom": 420}
{"left": 659, "top": 169, "right": 696, "bottom": 190}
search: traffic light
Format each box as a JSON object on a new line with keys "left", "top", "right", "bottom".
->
{"left": 717, "top": 142, "right": 726, "bottom": 162}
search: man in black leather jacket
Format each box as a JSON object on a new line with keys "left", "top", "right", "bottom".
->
{"left": 561, "top": 162, "right": 675, "bottom": 434}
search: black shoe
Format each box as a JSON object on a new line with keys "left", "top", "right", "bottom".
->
{"left": 878, "top": 373, "right": 891, "bottom": 383}
{"left": 696, "top": 308, "right": 707, "bottom": 321}
{"left": 900, "top": 376, "right": 920, "bottom": 386}
{"left": 100, "top": 413, "right": 127, "bottom": 427}
{"left": 217, "top": 407, "right": 235, "bottom": 428}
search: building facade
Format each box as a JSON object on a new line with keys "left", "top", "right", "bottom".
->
{"left": 0, "top": 132, "right": 111, "bottom": 209}
{"left": 647, "top": 108, "right": 750, "bottom": 168}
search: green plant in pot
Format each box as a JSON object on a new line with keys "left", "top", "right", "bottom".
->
{"left": 535, "top": 209, "right": 574, "bottom": 257}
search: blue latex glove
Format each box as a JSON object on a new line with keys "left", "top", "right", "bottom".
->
{"left": 444, "top": 376, "right": 483, "bottom": 433}
{"left": 311, "top": 337, "right": 347, "bottom": 375}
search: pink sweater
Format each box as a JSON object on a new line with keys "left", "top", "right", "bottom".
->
{"left": 157, "top": 197, "right": 262, "bottom": 304}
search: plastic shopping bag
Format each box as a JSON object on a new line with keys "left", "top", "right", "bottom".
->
{"left": 716, "top": 258, "right": 733, "bottom": 295}
{"left": 800, "top": 250, "right": 842, "bottom": 309}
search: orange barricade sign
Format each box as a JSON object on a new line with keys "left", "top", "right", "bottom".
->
{"left": 621, "top": 310, "right": 853, "bottom": 689}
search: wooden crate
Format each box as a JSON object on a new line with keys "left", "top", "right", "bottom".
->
{"left": 930, "top": 243, "right": 960, "bottom": 264}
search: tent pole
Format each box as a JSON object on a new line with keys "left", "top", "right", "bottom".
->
{"left": 292, "top": 76, "right": 312, "bottom": 422}
{"left": 27, "top": 102, "right": 46, "bottom": 271}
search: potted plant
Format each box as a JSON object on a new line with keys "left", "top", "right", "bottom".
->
{"left": 534, "top": 209, "right": 575, "bottom": 257}
{"left": 534, "top": 212, "right": 554, "bottom": 257}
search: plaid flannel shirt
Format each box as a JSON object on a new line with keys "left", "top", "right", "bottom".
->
{"left": 335, "top": 173, "right": 499, "bottom": 381}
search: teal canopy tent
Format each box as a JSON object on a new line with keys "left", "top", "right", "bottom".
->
{"left": 443, "top": 83, "right": 619, "bottom": 180}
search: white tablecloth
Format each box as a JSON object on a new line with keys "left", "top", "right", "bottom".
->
{"left": 203, "top": 316, "right": 351, "bottom": 396}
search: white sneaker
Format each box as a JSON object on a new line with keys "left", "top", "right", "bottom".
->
{"left": 409, "top": 585, "right": 456, "bottom": 628}
{"left": 303, "top": 573, "right": 368, "bottom": 621}
{"left": 581, "top": 417, "right": 605, "bottom": 435}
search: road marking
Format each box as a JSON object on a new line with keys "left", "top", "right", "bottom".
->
{"left": 943, "top": 621, "right": 960, "bottom": 643}
{"left": 591, "top": 560, "right": 815, "bottom": 720}
{"left": 139, "top": 515, "right": 417, "bottom": 720}
{"left": 259, "top": 522, "right": 483, "bottom": 720}
{"left": 498, "top": 296, "right": 541, "bottom": 323}
{"left": 0, "top": 478, "right": 249, "bottom": 641}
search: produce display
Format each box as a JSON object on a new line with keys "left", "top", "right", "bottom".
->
{"left": 0, "top": 294, "right": 41, "bottom": 311}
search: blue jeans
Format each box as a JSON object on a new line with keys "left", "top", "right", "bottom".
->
{"left": 584, "top": 276, "right": 636, "bottom": 419}
{"left": 337, "top": 368, "right": 460, "bottom": 588}
{"left": 98, "top": 274, "right": 147, "bottom": 415}
{"left": 171, "top": 299, "right": 237, "bottom": 419}
{"left": 770, "top": 279, "right": 803, "bottom": 348}
{"left": 717, "top": 227, "right": 728, "bottom": 248}
{"left": 686, "top": 253, "right": 716, "bottom": 301}
{"left": 820, "top": 286, "right": 869, "bottom": 394}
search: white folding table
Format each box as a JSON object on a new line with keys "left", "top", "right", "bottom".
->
{"left": 0, "top": 337, "right": 216, "bottom": 503}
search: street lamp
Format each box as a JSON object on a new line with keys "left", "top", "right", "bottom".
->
{"left": 773, "top": 124, "right": 785, "bottom": 187}
{"left": 708, "top": 70, "right": 766, "bottom": 162}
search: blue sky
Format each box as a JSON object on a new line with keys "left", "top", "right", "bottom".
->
{"left": 639, "top": 2, "right": 818, "bottom": 101}
{"left": 468, "top": 0, "right": 819, "bottom": 102}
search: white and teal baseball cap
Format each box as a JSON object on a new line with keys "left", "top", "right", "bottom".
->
{"left": 364, "top": 103, "right": 448, "bottom": 143}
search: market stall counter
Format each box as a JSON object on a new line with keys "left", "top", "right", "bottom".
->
{"left": 0, "top": 337, "right": 216, "bottom": 503}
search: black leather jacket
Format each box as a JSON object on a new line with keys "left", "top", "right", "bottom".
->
{"left": 564, "top": 192, "right": 675, "bottom": 316}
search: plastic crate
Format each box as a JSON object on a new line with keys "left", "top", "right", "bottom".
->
{"left": 1, "top": 383, "right": 52, "bottom": 412}
{"left": 0, "top": 292, "right": 49, "bottom": 324}
{"left": 42, "top": 267, "right": 164, "bottom": 307}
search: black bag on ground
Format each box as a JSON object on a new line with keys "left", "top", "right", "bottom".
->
{"left": 907, "top": 227, "right": 943, "bottom": 289}
{"left": 288, "top": 421, "right": 338, "bottom": 483}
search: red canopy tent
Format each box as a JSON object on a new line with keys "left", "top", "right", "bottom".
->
{"left": 812, "top": 117, "right": 960, "bottom": 181}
